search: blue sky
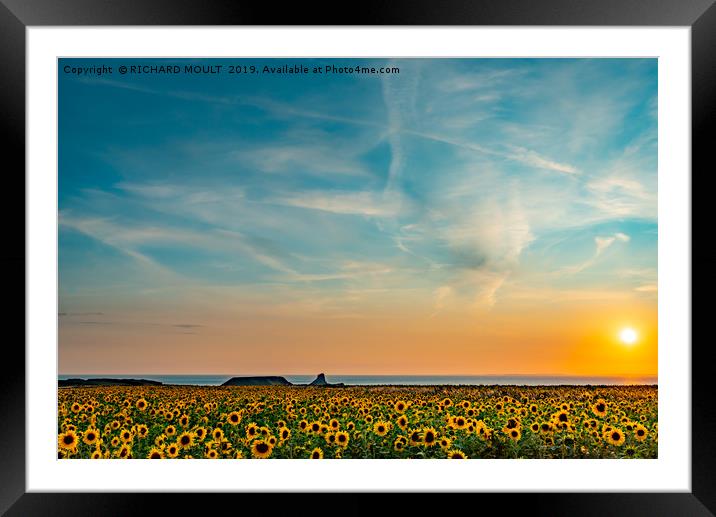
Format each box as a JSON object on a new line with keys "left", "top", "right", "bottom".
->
{"left": 58, "top": 58, "right": 657, "bottom": 375}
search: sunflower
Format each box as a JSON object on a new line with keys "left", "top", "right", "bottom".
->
{"left": 135, "top": 424, "right": 148, "bottom": 439}
{"left": 194, "top": 427, "right": 206, "bottom": 441}
{"left": 310, "top": 421, "right": 321, "bottom": 434}
{"left": 147, "top": 447, "right": 165, "bottom": 459}
{"left": 408, "top": 429, "right": 423, "bottom": 446}
{"left": 447, "top": 449, "right": 467, "bottom": 459}
{"left": 90, "top": 450, "right": 103, "bottom": 459}
{"left": 452, "top": 416, "right": 467, "bottom": 430}
{"left": 539, "top": 422, "right": 554, "bottom": 434}
{"left": 310, "top": 447, "right": 324, "bottom": 459}
{"left": 212, "top": 428, "right": 224, "bottom": 442}
{"left": 115, "top": 444, "right": 132, "bottom": 459}
{"left": 422, "top": 427, "right": 438, "bottom": 447}
{"left": 634, "top": 424, "right": 648, "bottom": 442}
{"left": 280, "top": 428, "right": 291, "bottom": 442}
{"left": 394, "top": 401, "right": 407, "bottom": 413}
{"left": 178, "top": 431, "right": 195, "bottom": 449}
{"left": 119, "top": 429, "right": 133, "bottom": 444}
{"left": 165, "top": 443, "right": 180, "bottom": 458}
{"left": 334, "top": 430, "right": 350, "bottom": 447}
{"left": 329, "top": 418, "right": 340, "bottom": 430}
{"left": 179, "top": 414, "right": 190, "bottom": 427}
{"left": 220, "top": 441, "right": 234, "bottom": 455}
{"left": 553, "top": 410, "right": 570, "bottom": 424}
{"left": 592, "top": 399, "right": 608, "bottom": 418}
{"left": 298, "top": 419, "right": 309, "bottom": 432}
{"left": 165, "top": 425, "right": 177, "bottom": 436}
{"left": 227, "top": 411, "right": 242, "bottom": 426}
{"left": 396, "top": 414, "right": 409, "bottom": 431}
{"left": 373, "top": 421, "right": 391, "bottom": 437}
{"left": 605, "top": 428, "right": 626, "bottom": 446}
{"left": 154, "top": 433, "right": 167, "bottom": 447}
{"left": 507, "top": 428, "right": 521, "bottom": 442}
{"left": 530, "top": 422, "right": 539, "bottom": 433}
{"left": 245, "top": 423, "right": 259, "bottom": 439}
{"left": 205, "top": 448, "right": 219, "bottom": 459}
{"left": 82, "top": 428, "right": 99, "bottom": 446}
{"left": 135, "top": 398, "right": 148, "bottom": 411}
{"left": 58, "top": 430, "right": 78, "bottom": 452}
{"left": 251, "top": 440, "right": 273, "bottom": 459}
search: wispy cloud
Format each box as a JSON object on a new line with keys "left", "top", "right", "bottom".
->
{"left": 269, "top": 190, "right": 404, "bottom": 217}
{"left": 562, "top": 232, "right": 631, "bottom": 274}
{"left": 231, "top": 144, "right": 372, "bottom": 178}
{"left": 61, "top": 58, "right": 656, "bottom": 325}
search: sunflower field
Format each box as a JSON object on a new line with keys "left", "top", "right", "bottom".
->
{"left": 57, "top": 385, "right": 657, "bottom": 459}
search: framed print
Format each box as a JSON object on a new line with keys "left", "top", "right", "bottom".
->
{"left": 3, "top": 0, "right": 711, "bottom": 514}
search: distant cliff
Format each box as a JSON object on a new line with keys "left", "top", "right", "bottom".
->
{"left": 59, "top": 378, "right": 163, "bottom": 387}
{"left": 221, "top": 373, "right": 345, "bottom": 387}
{"left": 221, "top": 376, "right": 292, "bottom": 386}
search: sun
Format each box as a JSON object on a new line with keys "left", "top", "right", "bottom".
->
{"left": 619, "top": 327, "right": 638, "bottom": 345}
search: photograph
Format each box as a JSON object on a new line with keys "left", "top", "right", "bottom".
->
{"left": 56, "top": 57, "right": 659, "bottom": 461}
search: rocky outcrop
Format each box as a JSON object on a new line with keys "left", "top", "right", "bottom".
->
{"left": 309, "top": 373, "right": 328, "bottom": 385}
{"left": 309, "top": 373, "right": 345, "bottom": 387}
{"left": 58, "top": 378, "right": 163, "bottom": 387}
{"left": 221, "top": 376, "right": 292, "bottom": 386}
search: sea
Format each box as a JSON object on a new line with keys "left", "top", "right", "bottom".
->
{"left": 58, "top": 374, "right": 657, "bottom": 386}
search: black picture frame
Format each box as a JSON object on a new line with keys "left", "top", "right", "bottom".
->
{"left": 2, "top": 1, "right": 710, "bottom": 515}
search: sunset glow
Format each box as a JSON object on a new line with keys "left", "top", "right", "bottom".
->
{"left": 619, "top": 327, "right": 639, "bottom": 345}
{"left": 58, "top": 58, "right": 657, "bottom": 378}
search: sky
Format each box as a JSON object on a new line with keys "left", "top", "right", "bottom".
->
{"left": 58, "top": 58, "right": 657, "bottom": 377}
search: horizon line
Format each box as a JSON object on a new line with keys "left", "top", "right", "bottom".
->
{"left": 58, "top": 372, "right": 658, "bottom": 378}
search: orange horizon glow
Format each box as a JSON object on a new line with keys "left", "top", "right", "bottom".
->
{"left": 58, "top": 295, "right": 657, "bottom": 378}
